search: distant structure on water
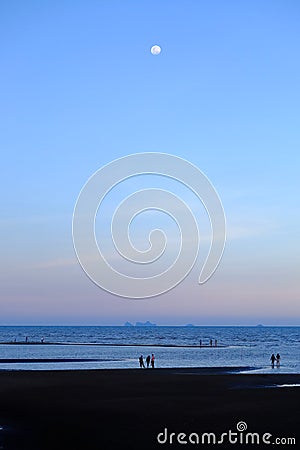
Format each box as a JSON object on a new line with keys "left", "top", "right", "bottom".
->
{"left": 124, "top": 321, "right": 157, "bottom": 327}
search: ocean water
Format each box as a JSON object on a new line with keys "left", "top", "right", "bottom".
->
{"left": 0, "top": 326, "right": 299, "bottom": 373}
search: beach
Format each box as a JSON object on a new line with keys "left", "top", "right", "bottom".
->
{"left": 0, "top": 368, "right": 299, "bottom": 449}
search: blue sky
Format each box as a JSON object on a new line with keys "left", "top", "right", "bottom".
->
{"left": 0, "top": 0, "right": 299, "bottom": 325}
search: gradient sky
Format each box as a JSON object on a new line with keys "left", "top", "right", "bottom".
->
{"left": 1, "top": 0, "right": 299, "bottom": 325}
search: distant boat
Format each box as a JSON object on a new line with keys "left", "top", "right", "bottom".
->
{"left": 135, "top": 321, "right": 157, "bottom": 327}
{"left": 123, "top": 321, "right": 157, "bottom": 327}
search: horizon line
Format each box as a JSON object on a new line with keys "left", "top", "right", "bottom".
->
{"left": 0, "top": 324, "right": 299, "bottom": 327}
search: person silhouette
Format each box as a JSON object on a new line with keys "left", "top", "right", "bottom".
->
{"left": 276, "top": 353, "right": 281, "bottom": 366}
{"left": 146, "top": 355, "right": 151, "bottom": 368}
{"left": 270, "top": 354, "right": 276, "bottom": 368}
{"left": 139, "top": 355, "right": 145, "bottom": 368}
{"left": 151, "top": 354, "right": 155, "bottom": 368}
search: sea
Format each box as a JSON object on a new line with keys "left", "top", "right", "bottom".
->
{"left": 0, "top": 326, "right": 299, "bottom": 373}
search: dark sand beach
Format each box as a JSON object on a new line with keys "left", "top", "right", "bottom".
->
{"left": 0, "top": 368, "right": 299, "bottom": 449}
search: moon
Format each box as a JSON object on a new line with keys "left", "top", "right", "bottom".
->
{"left": 150, "top": 45, "right": 161, "bottom": 55}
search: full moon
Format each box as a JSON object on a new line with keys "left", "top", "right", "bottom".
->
{"left": 150, "top": 45, "right": 161, "bottom": 55}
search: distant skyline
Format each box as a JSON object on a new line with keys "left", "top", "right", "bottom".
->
{"left": 1, "top": 1, "right": 299, "bottom": 325}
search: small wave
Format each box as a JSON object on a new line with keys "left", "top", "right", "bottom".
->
{"left": 277, "top": 384, "right": 300, "bottom": 388}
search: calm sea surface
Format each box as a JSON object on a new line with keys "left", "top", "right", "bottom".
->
{"left": 0, "top": 326, "right": 299, "bottom": 373}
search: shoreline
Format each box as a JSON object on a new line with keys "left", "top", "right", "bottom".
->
{"left": 0, "top": 369, "right": 299, "bottom": 449}
{"left": 0, "top": 362, "right": 295, "bottom": 374}
{"left": 0, "top": 341, "right": 228, "bottom": 348}
{"left": 0, "top": 365, "right": 255, "bottom": 371}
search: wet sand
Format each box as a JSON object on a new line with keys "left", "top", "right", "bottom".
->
{"left": 0, "top": 368, "right": 299, "bottom": 449}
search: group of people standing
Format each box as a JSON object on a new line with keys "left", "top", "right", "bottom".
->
{"left": 139, "top": 354, "right": 155, "bottom": 368}
{"left": 199, "top": 339, "right": 217, "bottom": 347}
{"left": 270, "top": 353, "right": 281, "bottom": 367}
